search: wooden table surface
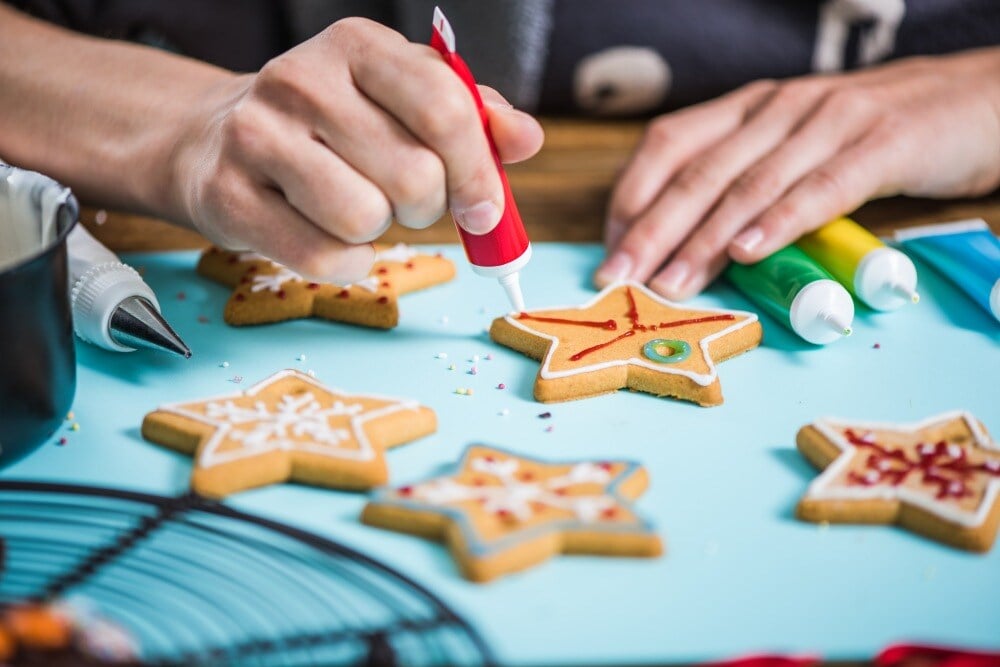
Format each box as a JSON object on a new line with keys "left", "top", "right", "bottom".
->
{"left": 82, "top": 118, "right": 1000, "bottom": 252}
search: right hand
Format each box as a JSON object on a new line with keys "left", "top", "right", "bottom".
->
{"left": 167, "top": 18, "right": 543, "bottom": 283}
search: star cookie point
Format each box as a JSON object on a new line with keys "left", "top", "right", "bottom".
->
{"left": 361, "top": 445, "right": 663, "bottom": 582}
{"left": 490, "top": 281, "right": 761, "bottom": 405}
{"left": 141, "top": 369, "right": 436, "bottom": 498}
{"left": 796, "top": 410, "right": 1000, "bottom": 552}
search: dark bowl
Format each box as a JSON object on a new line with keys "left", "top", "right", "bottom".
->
{"left": 0, "top": 172, "right": 79, "bottom": 468}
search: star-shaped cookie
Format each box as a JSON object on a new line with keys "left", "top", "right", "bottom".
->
{"left": 489, "top": 281, "right": 762, "bottom": 405}
{"left": 361, "top": 445, "right": 663, "bottom": 582}
{"left": 796, "top": 411, "right": 1000, "bottom": 552}
{"left": 141, "top": 369, "right": 436, "bottom": 498}
{"left": 197, "top": 243, "right": 455, "bottom": 328}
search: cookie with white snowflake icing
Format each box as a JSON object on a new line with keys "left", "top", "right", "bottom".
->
{"left": 489, "top": 281, "right": 762, "bottom": 405}
{"left": 141, "top": 369, "right": 437, "bottom": 498}
{"left": 796, "top": 410, "right": 1000, "bottom": 552}
{"left": 361, "top": 445, "right": 663, "bottom": 582}
{"left": 196, "top": 243, "right": 455, "bottom": 329}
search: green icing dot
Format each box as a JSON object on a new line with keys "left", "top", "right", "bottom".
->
{"left": 642, "top": 339, "right": 690, "bottom": 364}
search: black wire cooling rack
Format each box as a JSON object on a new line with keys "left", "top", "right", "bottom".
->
{"left": 0, "top": 480, "right": 495, "bottom": 666}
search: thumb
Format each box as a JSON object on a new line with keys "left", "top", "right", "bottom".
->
{"left": 478, "top": 86, "right": 545, "bottom": 164}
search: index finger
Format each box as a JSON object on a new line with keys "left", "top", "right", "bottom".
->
{"left": 347, "top": 25, "right": 504, "bottom": 235}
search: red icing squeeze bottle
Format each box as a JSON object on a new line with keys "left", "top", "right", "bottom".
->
{"left": 429, "top": 7, "right": 532, "bottom": 311}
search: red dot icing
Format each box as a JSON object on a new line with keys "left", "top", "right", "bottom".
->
{"left": 377, "top": 296, "right": 389, "bottom": 305}
{"left": 235, "top": 293, "right": 246, "bottom": 301}
{"left": 398, "top": 486, "right": 413, "bottom": 496}
{"left": 307, "top": 282, "right": 320, "bottom": 290}
{"left": 276, "top": 290, "right": 286, "bottom": 299}
{"left": 337, "top": 289, "right": 350, "bottom": 299}
{"left": 377, "top": 267, "right": 389, "bottom": 275}
{"left": 405, "top": 262, "right": 415, "bottom": 269}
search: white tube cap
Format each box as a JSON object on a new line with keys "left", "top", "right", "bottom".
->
{"left": 789, "top": 279, "right": 855, "bottom": 345}
{"left": 854, "top": 247, "right": 919, "bottom": 311}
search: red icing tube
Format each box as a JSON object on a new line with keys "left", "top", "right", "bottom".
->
{"left": 430, "top": 7, "right": 532, "bottom": 311}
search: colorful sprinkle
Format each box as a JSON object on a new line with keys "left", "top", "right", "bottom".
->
{"left": 497, "top": 383, "right": 506, "bottom": 390}
{"left": 467, "top": 388, "right": 474, "bottom": 396}
{"left": 176, "top": 291, "right": 186, "bottom": 301}
{"left": 873, "top": 343, "right": 881, "bottom": 349}
{"left": 435, "top": 353, "right": 448, "bottom": 359}
{"left": 538, "top": 412, "right": 552, "bottom": 419}
{"left": 471, "top": 355, "right": 480, "bottom": 362}
{"left": 70, "top": 423, "right": 80, "bottom": 431}
{"left": 498, "top": 408, "right": 510, "bottom": 416}
{"left": 297, "top": 354, "right": 307, "bottom": 362}
{"left": 440, "top": 316, "right": 450, "bottom": 325}
{"left": 197, "top": 315, "right": 210, "bottom": 324}
{"left": 220, "top": 361, "right": 229, "bottom": 368}
{"left": 65, "top": 412, "right": 74, "bottom": 421}
{"left": 57, "top": 437, "right": 67, "bottom": 446}
{"left": 455, "top": 388, "right": 468, "bottom": 395}
{"left": 94, "top": 209, "right": 108, "bottom": 225}
{"left": 448, "top": 364, "right": 456, "bottom": 371}
{"left": 544, "top": 425, "right": 554, "bottom": 433}
{"left": 231, "top": 375, "right": 244, "bottom": 384}
{"left": 485, "top": 354, "right": 493, "bottom": 361}
{"left": 469, "top": 366, "right": 478, "bottom": 375}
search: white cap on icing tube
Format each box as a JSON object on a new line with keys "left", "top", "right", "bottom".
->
{"left": 854, "top": 246, "right": 920, "bottom": 311}
{"left": 789, "top": 279, "right": 855, "bottom": 345}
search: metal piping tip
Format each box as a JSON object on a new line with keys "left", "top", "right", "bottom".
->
{"left": 109, "top": 296, "right": 192, "bottom": 358}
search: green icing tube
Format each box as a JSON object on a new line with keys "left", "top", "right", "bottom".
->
{"left": 725, "top": 245, "right": 855, "bottom": 345}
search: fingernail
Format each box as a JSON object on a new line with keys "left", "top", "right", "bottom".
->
{"left": 453, "top": 201, "right": 500, "bottom": 235}
{"left": 653, "top": 260, "right": 690, "bottom": 298}
{"left": 594, "top": 252, "right": 633, "bottom": 288}
{"left": 731, "top": 226, "right": 764, "bottom": 255}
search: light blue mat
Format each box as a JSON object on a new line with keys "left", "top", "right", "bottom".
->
{"left": 4, "top": 243, "right": 999, "bottom": 664}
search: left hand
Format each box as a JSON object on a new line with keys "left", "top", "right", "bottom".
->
{"left": 595, "top": 48, "right": 1000, "bottom": 300}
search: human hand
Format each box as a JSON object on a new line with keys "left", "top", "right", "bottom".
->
{"left": 596, "top": 48, "right": 1000, "bottom": 300}
{"left": 167, "top": 18, "right": 543, "bottom": 283}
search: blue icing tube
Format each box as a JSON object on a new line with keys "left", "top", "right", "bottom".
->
{"left": 894, "top": 219, "right": 1000, "bottom": 324}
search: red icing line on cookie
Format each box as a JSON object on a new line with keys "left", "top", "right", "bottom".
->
{"left": 843, "top": 429, "right": 1000, "bottom": 500}
{"left": 650, "top": 314, "right": 736, "bottom": 330}
{"left": 518, "top": 313, "right": 618, "bottom": 330}
{"left": 569, "top": 330, "right": 635, "bottom": 361}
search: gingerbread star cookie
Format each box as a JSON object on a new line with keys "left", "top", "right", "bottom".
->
{"left": 796, "top": 411, "right": 1000, "bottom": 552}
{"left": 489, "top": 281, "right": 762, "bottom": 405}
{"left": 361, "top": 445, "right": 663, "bottom": 582}
{"left": 197, "top": 243, "right": 455, "bottom": 328}
{"left": 141, "top": 369, "right": 436, "bottom": 498}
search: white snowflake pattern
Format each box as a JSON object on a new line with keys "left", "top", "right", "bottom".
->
{"left": 411, "top": 457, "right": 616, "bottom": 522}
{"left": 205, "top": 392, "right": 364, "bottom": 451}
{"left": 376, "top": 243, "right": 418, "bottom": 264}
{"left": 342, "top": 276, "right": 380, "bottom": 293}
{"left": 250, "top": 267, "right": 304, "bottom": 292}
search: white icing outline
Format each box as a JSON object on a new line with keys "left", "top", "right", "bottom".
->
{"left": 250, "top": 267, "right": 303, "bottom": 292}
{"left": 156, "top": 369, "right": 420, "bottom": 469}
{"left": 343, "top": 276, "right": 380, "bottom": 293}
{"left": 805, "top": 410, "right": 1000, "bottom": 528}
{"left": 503, "top": 281, "right": 758, "bottom": 387}
{"left": 375, "top": 243, "right": 418, "bottom": 264}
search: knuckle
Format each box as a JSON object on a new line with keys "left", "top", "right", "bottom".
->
{"left": 223, "top": 102, "right": 269, "bottom": 157}
{"left": 336, "top": 195, "right": 391, "bottom": 243}
{"left": 773, "top": 79, "right": 826, "bottom": 105}
{"left": 809, "top": 167, "right": 848, "bottom": 200}
{"left": 730, "top": 169, "right": 783, "bottom": 203}
{"left": 326, "top": 16, "right": 376, "bottom": 44}
{"left": 420, "top": 81, "right": 476, "bottom": 143}
{"left": 392, "top": 150, "right": 444, "bottom": 203}
{"left": 645, "top": 118, "right": 674, "bottom": 147}
{"left": 824, "top": 87, "right": 878, "bottom": 119}
{"left": 674, "top": 160, "right": 722, "bottom": 194}
{"left": 739, "top": 78, "right": 778, "bottom": 99}
{"left": 199, "top": 168, "right": 244, "bottom": 219}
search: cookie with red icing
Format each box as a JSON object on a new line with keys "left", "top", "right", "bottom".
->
{"left": 197, "top": 243, "right": 455, "bottom": 328}
{"left": 361, "top": 445, "right": 663, "bottom": 582}
{"left": 489, "top": 281, "right": 762, "bottom": 406}
{"left": 796, "top": 410, "right": 1000, "bottom": 552}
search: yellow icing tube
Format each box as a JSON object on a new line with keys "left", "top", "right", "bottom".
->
{"left": 796, "top": 217, "right": 919, "bottom": 311}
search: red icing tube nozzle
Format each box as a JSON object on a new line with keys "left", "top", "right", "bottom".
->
{"left": 430, "top": 6, "right": 532, "bottom": 311}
